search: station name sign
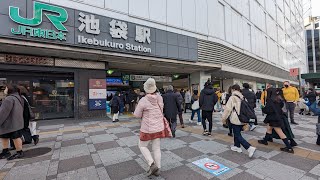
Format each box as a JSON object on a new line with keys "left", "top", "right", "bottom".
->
{"left": 8, "top": 1, "right": 152, "bottom": 53}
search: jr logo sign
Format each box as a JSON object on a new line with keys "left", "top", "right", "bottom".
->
{"left": 9, "top": 1, "right": 68, "bottom": 41}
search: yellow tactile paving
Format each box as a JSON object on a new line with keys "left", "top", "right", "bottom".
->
{"left": 0, "top": 171, "right": 8, "bottom": 180}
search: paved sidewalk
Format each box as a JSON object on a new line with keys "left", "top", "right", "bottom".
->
{"left": 0, "top": 109, "right": 319, "bottom": 180}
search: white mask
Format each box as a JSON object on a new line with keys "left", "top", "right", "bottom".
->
{"left": 3, "top": 87, "right": 8, "bottom": 95}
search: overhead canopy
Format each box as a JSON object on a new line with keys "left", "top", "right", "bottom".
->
{"left": 301, "top": 73, "right": 320, "bottom": 80}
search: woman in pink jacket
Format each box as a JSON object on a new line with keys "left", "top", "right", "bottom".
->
{"left": 134, "top": 78, "right": 169, "bottom": 177}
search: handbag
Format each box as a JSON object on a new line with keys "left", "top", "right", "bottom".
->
{"left": 191, "top": 100, "right": 200, "bottom": 110}
{"left": 316, "top": 123, "right": 320, "bottom": 136}
{"left": 22, "top": 96, "right": 35, "bottom": 121}
{"left": 139, "top": 100, "right": 172, "bottom": 141}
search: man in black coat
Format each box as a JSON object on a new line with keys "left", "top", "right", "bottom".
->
{"left": 199, "top": 82, "right": 218, "bottom": 136}
{"left": 162, "top": 85, "right": 181, "bottom": 138}
{"left": 128, "top": 89, "right": 138, "bottom": 113}
{"left": 242, "top": 83, "right": 258, "bottom": 130}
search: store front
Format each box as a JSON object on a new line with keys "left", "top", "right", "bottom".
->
{"left": 0, "top": 70, "right": 74, "bottom": 120}
{"left": 0, "top": 0, "right": 222, "bottom": 121}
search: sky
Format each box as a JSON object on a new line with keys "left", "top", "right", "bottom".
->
{"left": 312, "top": 0, "right": 320, "bottom": 16}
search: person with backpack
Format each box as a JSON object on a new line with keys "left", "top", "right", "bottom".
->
{"left": 222, "top": 86, "right": 233, "bottom": 136}
{"left": 0, "top": 84, "right": 24, "bottom": 160}
{"left": 258, "top": 88, "right": 294, "bottom": 153}
{"left": 110, "top": 92, "right": 121, "bottom": 122}
{"left": 199, "top": 82, "right": 218, "bottom": 136}
{"left": 188, "top": 90, "right": 201, "bottom": 125}
{"left": 242, "top": 83, "right": 258, "bottom": 131}
{"left": 221, "top": 84, "right": 257, "bottom": 158}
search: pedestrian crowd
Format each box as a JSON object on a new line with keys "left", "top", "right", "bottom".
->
{"left": 1, "top": 79, "right": 319, "bottom": 178}
{"left": 0, "top": 84, "right": 39, "bottom": 160}
{"left": 133, "top": 78, "right": 320, "bottom": 177}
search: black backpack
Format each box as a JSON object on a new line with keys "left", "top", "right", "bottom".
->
{"left": 232, "top": 95, "right": 257, "bottom": 123}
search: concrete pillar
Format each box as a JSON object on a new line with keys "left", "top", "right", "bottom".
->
{"left": 190, "top": 71, "right": 211, "bottom": 92}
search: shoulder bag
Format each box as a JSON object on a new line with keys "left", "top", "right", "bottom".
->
{"left": 21, "top": 96, "right": 35, "bottom": 121}
{"left": 139, "top": 100, "right": 172, "bottom": 141}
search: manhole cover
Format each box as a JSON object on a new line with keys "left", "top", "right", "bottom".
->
{"left": 23, "top": 147, "right": 52, "bottom": 158}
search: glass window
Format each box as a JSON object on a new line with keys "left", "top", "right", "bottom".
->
{"left": 0, "top": 71, "right": 74, "bottom": 120}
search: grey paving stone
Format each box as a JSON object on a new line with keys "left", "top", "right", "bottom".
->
{"left": 218, "top": 150, "right": 254, "bottom": 164}
{"left": 63, "top": 129, "right": 83, "bottom": 135}
{"left": 2, "top": 162, "right": 15, "bottom": 169}
{"left": 51, "top": 149, "right": 61, "bottom": 160}
{"left": 4, "top": 160, "right": 50, "bottom": 180}
{"left": 177, "top": 135, "right": 202, "bottom": 143}
{"left": 115, "top": 131, "right": 136, "bottom": 138}
{"left": 88, "top": 130, "right": 106, "bottom": 136}
{"left": 47, "top": 160, "right": 59, "bottom": 176}
{"left": 250, "top": 160, "right": 305, "bottom": 180}
{"left": 299, "top": 142, "right": 320, "bottom": 152}
{"left": 228, "top": 171, "right": 263, "bottom": 180}
{"left": 96, "top": 167, "right": 111, "bottom": 180}
{"left": 160, "top": 138, "right": 187, "bottom": 150}
{"left": 245, "top": 169, "right": 267, "bottom": 179}
{"left": 243, "top": 159, "right": 265, "bottom": 169}
{"left": 190, "top": 140, "right": 228, "bottom": 154}
{"left": 309, "top": 164, "right": 320, "bottom": 176}
{"left": 270, "top": 152, "right": 319, "bottom": 172}
{"left": 98, "top": 147, "right": 133, "bottom": 166}
{"left": 58, "top": 155, "right": 94, "bottom": 174}
{"left": 123, "top": 173, "right": 165, "bottom": 180}
{"left": 261, "top": 150, "right": 281, "bottom": 159}
{"left": 118, "top": 136, "right": 139, "bottom": 147}
{"left": 14, "top": 155, "right": 51, "bottom": 167}
{"left": 107, "top": 127, "right": 132, "bottom": 134}
{"left": 171, "top": 146, "right": 203, "bottom": 160}
{"left": 57, "top": 166, "right": 99, "bottom": 180}
{"left": 161, "top": 165, "right": 208, "bottom": 180}
{"left": 88, "top": 144, "right": 96, "bottom": 153}
{"left": 90, "top": 134, "right": 115, "bottom": 144}
{"left": 39, "top": 125, "right": 63, "bottom": 130}
{"left": 62, "top": 133, "right": 84, "bottom": 141}
{"left": 59, "top": 144, "right": 90, "bottom": 160}
{"left": 129, "top": 146, "right": 142, "bottom": 155}
{"left": 160, "top": 151, "right": 184, "bottom": 171}
{"left": 94, "top": 141, "right": 120, "bottom": 151}
{"left": 105, "top": 160, "right": 145, "bottom": 180}
{"left": 91, "top": 153, "right": 102, "bottom": 165}
{"left": 61, "top": 138, "right": 86, "bottom": 147}
{"left": 300, "top": 175, "right": 318, "bottom": 180}
{"left": 40, "top": 137, "right": 57, "bottom": 143}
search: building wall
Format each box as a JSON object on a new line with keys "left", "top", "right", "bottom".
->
{"left": 38, "top": 0, "right": 306, "bottom": 74}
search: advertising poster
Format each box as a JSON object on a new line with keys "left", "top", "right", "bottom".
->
{"left": 89, "top": 79, "right": 106, "bottom": 110}
{"left": 192, "top": 158, "right": 231, "bottom": 176}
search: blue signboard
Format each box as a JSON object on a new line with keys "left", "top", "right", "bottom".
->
{"left": 192, "top": 158, "right": 231, "bottom": 176}
{"left": 89, "top": 99, "right": 106, "bottom": 110}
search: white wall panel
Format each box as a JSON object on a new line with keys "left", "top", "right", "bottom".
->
{"left": 79, "top": 0, "right": 104, "bottom": 8}
{"left": 129, "top": 0, "right": 149, "bottom": 18}
{"left": 243, "top": 0, "right": 250, "bottom": 19}
{"left": 149, "top": 0, "right": 166, "bottom": 23}
{"left": 182, "top": 0, "right": 196, "bottom": 31}
{"left": 225, "top": 7, "right": 233, "bottom": 44}
{"left": 276, "top": 0, "right": 284, "bottom": 11}
{"left": 266, "top": 0, "right": 276, "bottom": 20}
{"left": 277, "top": 8, "right": 285, "bottom": 29}
{"left": 167, "top": 0, "right": 182, "bottom": 27}
{"left": 105, "top": 0, "right": 128, "bottom": 13}
{"left": 195, "top": 0, "right": 208, "bottom": 34}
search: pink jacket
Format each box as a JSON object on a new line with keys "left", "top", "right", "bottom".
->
{"left": 134, "top": 94, "right": 164, "bottom": 134}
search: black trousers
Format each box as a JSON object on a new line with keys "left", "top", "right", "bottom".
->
{"left": 202, "top": 110, "right": 213, "bottom": 133}
{"left": 184, "top": 103, "right": 191, "bottom": 113}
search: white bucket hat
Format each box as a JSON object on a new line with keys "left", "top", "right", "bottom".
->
{"left": 144, "top": 78, "right": 157, "bottom": 94}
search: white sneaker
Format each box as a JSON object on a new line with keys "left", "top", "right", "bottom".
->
{"left": 250, "top": 125, "right": 257, "bottom": 131}
{"left": 231, "top": 146, "right": 242, "bottom": 153}
{"left": 188, "top": 119, "right": 194, "bottom": 123}
{"left": 247, "top": 146, "right": 256, "bottom": 158}
{"left": 197, "top": 122, "right": 202, "bottom": 126}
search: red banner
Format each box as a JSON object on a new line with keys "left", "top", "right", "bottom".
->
{"left": 289, "top": 68, "right": 299, "bottom": 77}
